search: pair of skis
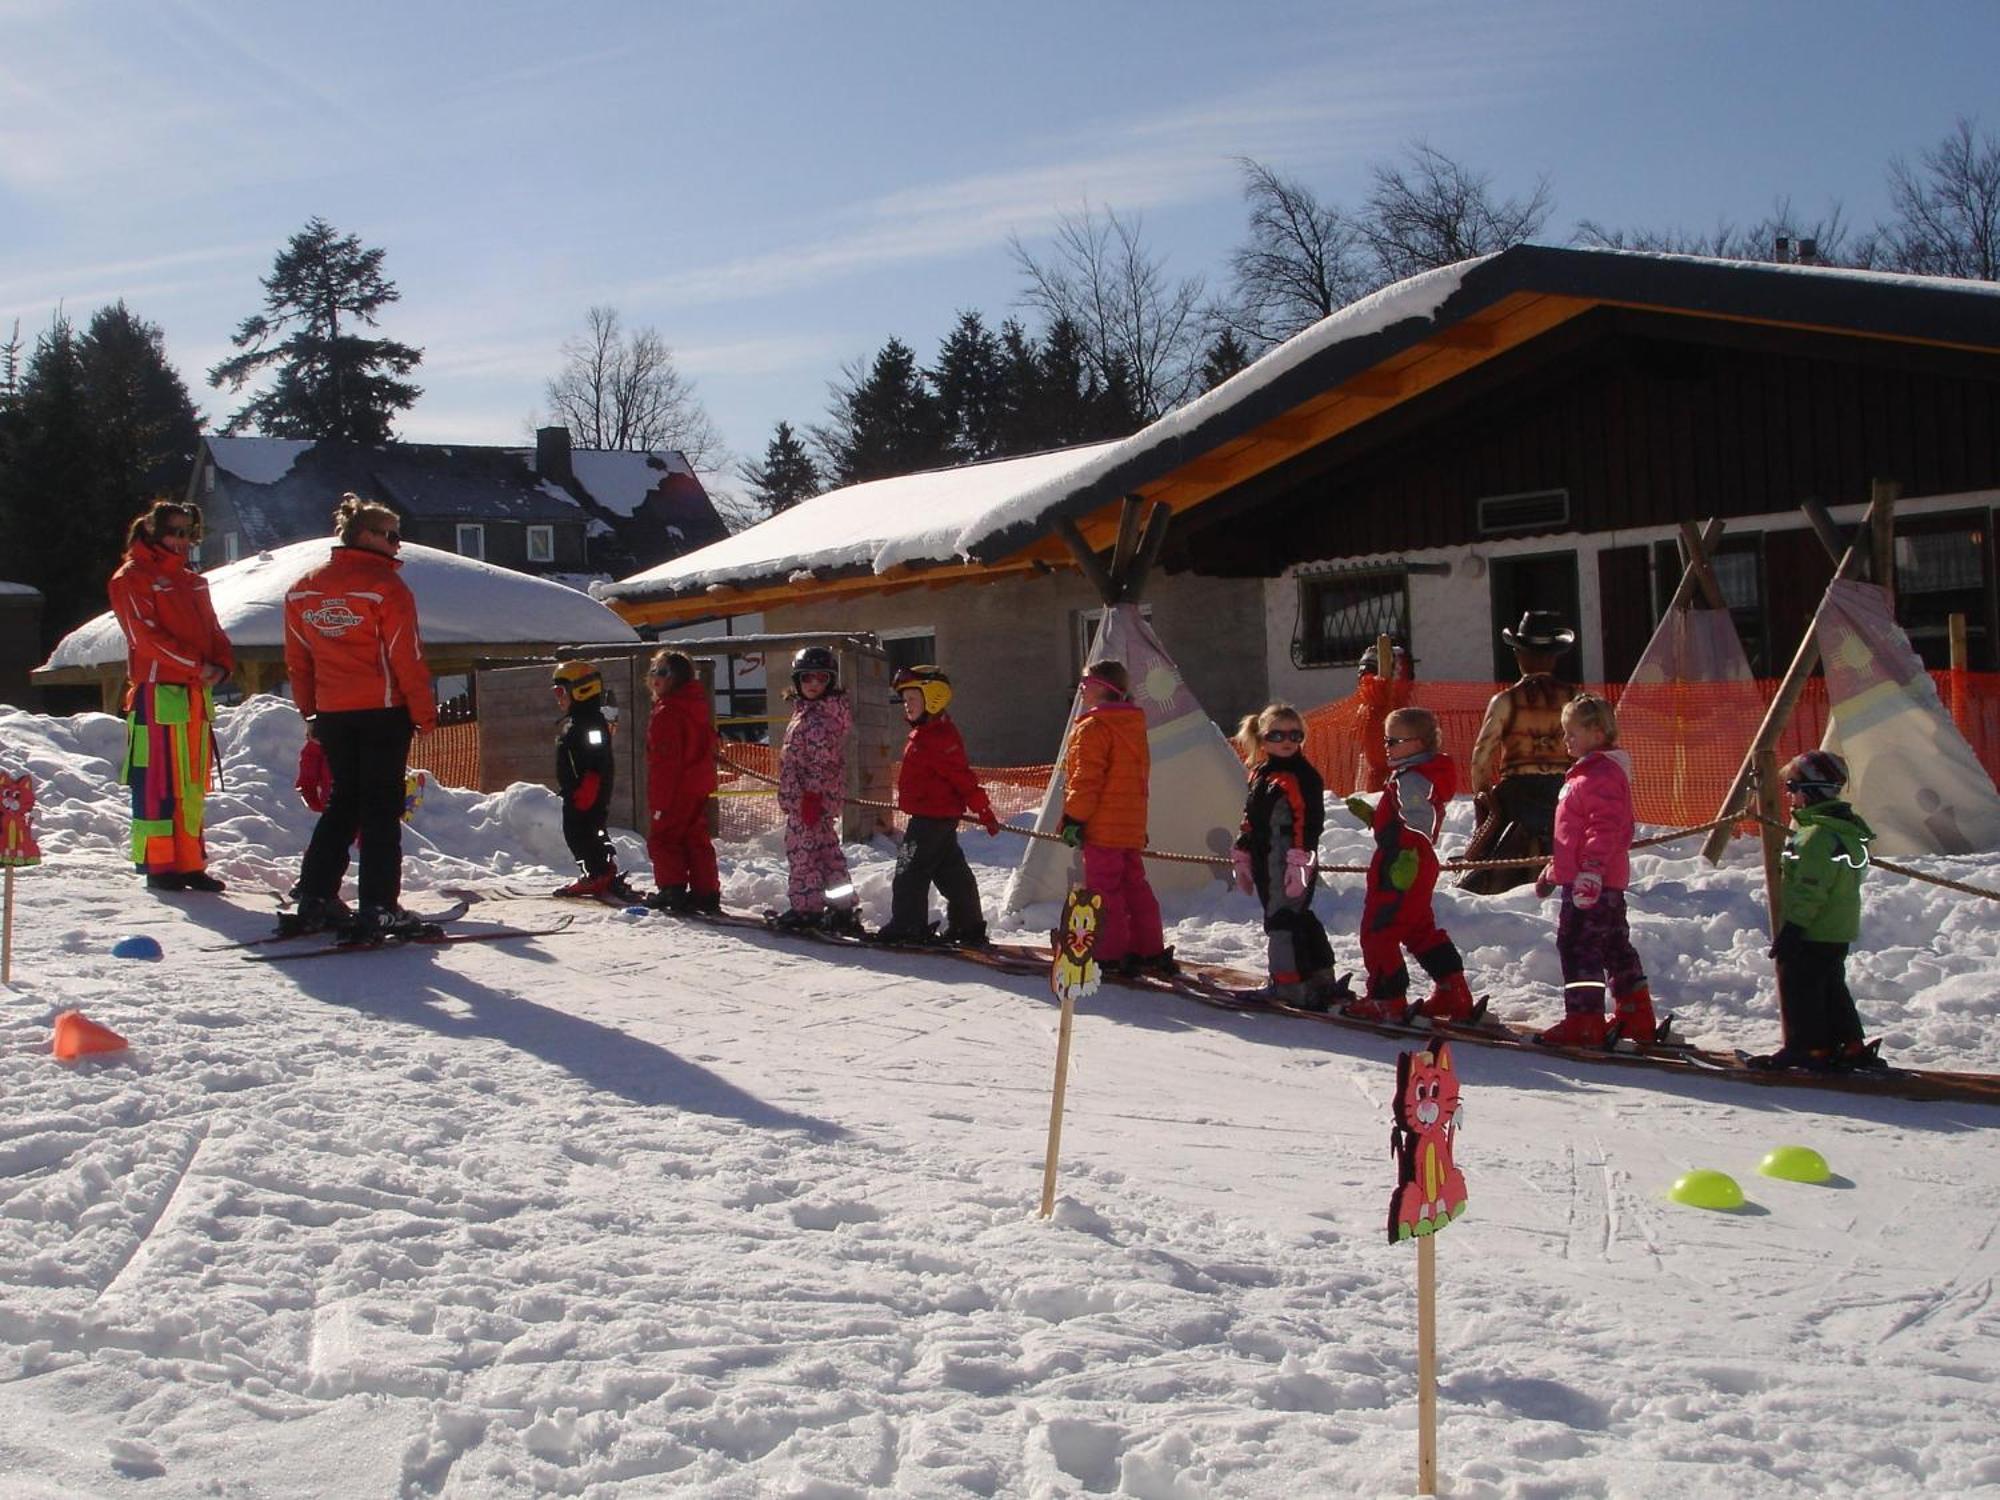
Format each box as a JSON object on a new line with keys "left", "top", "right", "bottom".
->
{"left": 201, "top": 891, "right": 575, "bottom": 962}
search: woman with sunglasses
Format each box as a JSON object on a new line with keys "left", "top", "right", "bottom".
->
{"left": 108, "top": 499, "right": 236, "bottom": 892}
{"left": 280, "top": 494, "right": 435, "bottom": 940}
{"left": 1229, "top": 704, "right": 1339, "bottom": 1006}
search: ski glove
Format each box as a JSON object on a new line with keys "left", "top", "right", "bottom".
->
{"left": 294, "top": 739, "right": 332, "bottom": 813}
{"left": 1059, "top": 817, "right": 1085, "bottom": 848}
{"left": 978, "top": 807, "right": 1002, "bottom": 837}
{"left": 800, "top": 791, "right": 823, "bottom": 825}
{"left": 1231, "top": 848, "right": 1254, "bottom": 893}
{"left": 1345, "top": 795, "right": 1375, "bottom": 825}
{"left": 573, "top": 772, "right": 600, "bottom": 813}
{"left": 1387, "top": 847, "right": 1419, "bottom": 892}
{"left": 1572, "top": 871, "right": 1603, "bottom": 910}
{"left": 1533, "top": 862, "right": 1556, "bottom": 900}
{"left": 1284, "top": 847, "right": 1314, "bottom": 900}
{"left": 1769, "top": 922, "right": 1805, "bottom": 963}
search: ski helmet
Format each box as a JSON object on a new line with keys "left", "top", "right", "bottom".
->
{"left": 551, "top": 659, "right": 604, "bottom": 702}
{"left": 791, "top": 644, "right": 839, "bottom": 691}
{"left": 1781, "top": 749, "right": 1848, "bottom": 799}
{"left": 891, "top": 664, "right": 952, "bottom": 717}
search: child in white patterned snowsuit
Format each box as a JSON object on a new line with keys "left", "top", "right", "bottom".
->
{"left": 774, "top": 646, "right": 859, "bottom": 932}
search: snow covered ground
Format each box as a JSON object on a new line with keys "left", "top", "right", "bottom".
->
{"left": 1, "top": 699, "right": 1995, "bottom": 1498}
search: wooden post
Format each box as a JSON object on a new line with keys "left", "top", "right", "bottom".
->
{"left": 1039, "top": 988, "right": 1079, "bottom": 1218}
{"left": 1, "top": 865, "right": 13, "bottom": 985}
{"left": 1949, "top": 613, "right": 1970, "bottom": 736}
{"left": 1754, "top": 749, "right": 1786, "bottom": 939}
{"left": 1107, "top": 496, "right": 1145, "bottom": 588}
{"left": 1673, "top": 520, "right": 1730, "bottom": 612}
{"left": 1120, "top": 502, "right": 1174, "bottom": 605}
{"left": 1377, "top": 631, "right": 1393, "bottom": 677}
{"left": 1701, "top": 493, "right": 1889, "bottom": 864}
{"left": 1417, "top": 1234, "right": 1437, "bottom": 1496}
{"left": 1870, "top": 479, "right": 1900, "bottom": 605}
{"left": 1054, "top": 518, "right": 1118, "bottom": 605}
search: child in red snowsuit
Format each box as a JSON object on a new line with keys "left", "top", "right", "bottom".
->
{"left": 877, "top": 665, "right": 1000, "bottom": 945}
{"left": 643, "top": 650, "right": 721, "bottom": 914}
{"left": 1341, "top": 706, "right": 1477, "bottom": 1023}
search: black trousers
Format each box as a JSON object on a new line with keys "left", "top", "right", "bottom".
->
{"left": 1777, "top": 940, "right": 1863, "bottom": 1052}
{"left": 890, "top": 815, "right": 983, "bottom": 933}
{"left": 562, "top": 802, "right": 616, "bottom": 876}
{"left": 299, "top": 707, "right": 414, "bottom": 911}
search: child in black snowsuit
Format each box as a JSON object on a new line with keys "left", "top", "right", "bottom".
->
{"left": 551, "top": 660, "right": 635, "bottom": 901}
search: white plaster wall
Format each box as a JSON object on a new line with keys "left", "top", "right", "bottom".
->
{"left": 1263, "top": 488, "right": 1994, "bottom": 703}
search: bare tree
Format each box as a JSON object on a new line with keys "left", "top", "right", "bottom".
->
{"left": 544, "top": 306, "right": 725, "bottom": 468}
{"left": 1881, "top": 116, "right": 2000, "bottom": 281}
{"left": 1578, "top": 197, "right": 1877, "bottom": 267}
{"left": 1009, "top": 203, "right": 1206, "bottom": 420}
{"left": 1218, "top": 158, "right": 1377, "bottom": 348}
{"left": 1363, "top": 142, "right": 1553, "bottom": 281}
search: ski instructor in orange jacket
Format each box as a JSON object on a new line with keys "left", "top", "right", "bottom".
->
{"left": 282, "top": 494, "right": 435, "bottom": 939}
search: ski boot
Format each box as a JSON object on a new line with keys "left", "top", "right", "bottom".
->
{"left": 1536, "top": 1010, "right": 1611, "bottom": 1048}
{"left": 144, "top": 872, "right": 188, "bottom": 892}
{"left": 276, "top": 894, "right": 352, "bottom": 939}
{"left": 180, "top": 870, "right": 227, "bottom": 893}
{"left": 1746, "top": 1044, "right": 1836, "bottom": 1072}
{"left": 1835, "top": 1038, "right": 1889, "bottom": 1072}
{"left": 643, "top": 884, "right": 690, "bottom": 913}
{"left": 1119, "top": 948, "right": 1178, "bottom": 980}
{"left": 1418, "top": 971, "right": 1480, "bottom": 1025}
{"left": 606, "top": 874, "right": 641, "bottom": 905}
{"left": 771, "top": 907, "right": 822, "bottom": 932}
{"left": 687, "top": 890, "right": 723, "bottom": 916}
{"left": 822, "top": 905, "right": 865, "bottom": 938}
{"left": 1290, "top": 968, "right": 1347, "bottom": 1013}
{"left": 554, "top": 870, "right": 615, "bottom": 899}
{"left": 868, "top": 922, "right": 938, "bottom": 947}
{"left": 1341, "top": 991, "right": 1410, "bottom": 1023}
{"left": 942, "top": 924, "right": 990, "bottom": 949}
{"left": 340, "top": 904, "right": 439, "bottom": 947}
{"left": 1245, "top": 971, "right": 1312, "bottom": 1004}
{"left": 1612, "top": 985, "right": 1659, "bottom": 1046}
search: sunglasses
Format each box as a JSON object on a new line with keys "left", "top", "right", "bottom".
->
{"left": 1384, "top": 734, "right": 1422, "bottom": 745}
{"left": 1263, "top": 728, "right": 1305, "bottom": 743}
{"left": 371, "top": 529, "right": 402, "bottom": 543}
{"left": 160, "top": 526, "right": 193, "bottom": 539}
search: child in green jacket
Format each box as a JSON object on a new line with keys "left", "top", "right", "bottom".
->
{"left": 1750, "top": 750, "right": 1882, "bottom": 1072}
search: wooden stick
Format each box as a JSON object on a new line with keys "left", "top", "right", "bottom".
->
{"left": 2, "top": 865, "right": 13, "bottom": 985}
{"left": 1871, "top": 479, "right": 1900, "bottom": 603}
{"left": 1054, "top": 518, "right": 1118, "bottom": 606}
{"left": 1801, "top": 499, "right": 1848, "bottom": 564}
{"left": 1039, "top": 987, "right": 1079, "bottom": 1218}
{"left": 1673, "top": 519, "right": 1730, "bottom": 613}
{"left": 1701, "top": 492, "right": 1888, "bottom": 864}
{"left": 1417, "top": 1234, "right": 1437, "bottom": 1496}
{"left": 1107, "top": 495, "right": 1145, "bottom": 590}
{"left": 1121, "top": 502, "right": 1174, "bottom": 605}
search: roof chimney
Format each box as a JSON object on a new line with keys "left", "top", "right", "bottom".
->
{"left": 536, "top": 426, "right": 574, "bottom": 485}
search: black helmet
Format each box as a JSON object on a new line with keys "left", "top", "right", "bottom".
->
{"left": 891, "top": 664, "right": 952, "bottom": 717}
{"left": 791, "top": 645, "right": 838, "bottom": 690}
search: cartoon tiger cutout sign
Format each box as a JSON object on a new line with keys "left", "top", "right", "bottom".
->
{"left": 1388, "top": 1036, "right": 1468, "bottom": 1241}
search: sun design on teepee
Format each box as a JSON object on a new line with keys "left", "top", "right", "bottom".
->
{"left": 1139, "top": 663, "right": 1181, "bottom": 707}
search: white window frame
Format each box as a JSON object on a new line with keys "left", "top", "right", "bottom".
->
{"left": 526, "top": 524, "right": 555, "bottom": 563}
{"left": 1074, "top": 605, "right": 1153, "bottom": 676}
{"left": 455, "top": 523, "right": 485, "bottom": 560}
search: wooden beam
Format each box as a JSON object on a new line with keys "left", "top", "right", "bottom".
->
{"left": 1120, "top": 502, "right": 1174, "bottom": 604}
{"left": 1870, "top": 478, "right": 1900, "bottom": 602}
{"left": 1673, "top": 519, "right": 1730, "bottom": 613}
{"left": 1107, "top": 495, "right": 1145, "bottom": 588}
{"left": 1800, "top": 498, "right": 1848, "bottom": 562}
{"left": 1342, "top": 368, "right": 1407, "bottom": 402}
{"left": 1054, "top": 517, "right": 1118, "bottom": 604}
{"left": 1429, "top": 322, "right": 1500, "bottom": 350}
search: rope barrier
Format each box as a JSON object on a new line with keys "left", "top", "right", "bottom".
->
{"left": 1745, "top": 809, "right": 2000, "bottom": 903}
{"left": 714, "top": 750, "right": 1783, "bottom": 884}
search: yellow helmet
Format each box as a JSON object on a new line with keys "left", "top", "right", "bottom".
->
{"left": 551, "top": 659, "right": 604, "bottom": 702}
{"left": 891, "top": 664, "right": 952, "bottom": 717}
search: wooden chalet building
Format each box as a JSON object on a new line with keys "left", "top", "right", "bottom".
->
{"left": 189, "top": 427, "right": 725, "bottom": 586}
{"left": 603, "top": 247, "right": 2000, "bottom": 763}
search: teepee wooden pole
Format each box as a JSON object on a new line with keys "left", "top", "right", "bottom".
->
{"left": 1039, "top": 987, "right": 1079, "bottom": 1218}
{"left": 1054, "top": 518, "right": 1118, "bottom": 605}
{"left": 2, "top": 866, "right": 15, "bottom": 985}
{"left": 1121, "top": 502, "right": 1174, "bottom": 604}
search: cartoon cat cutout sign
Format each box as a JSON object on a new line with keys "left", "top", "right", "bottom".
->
{"left": 0, "top": 773, "right": 39, "bottom": 867}
{"left": 1050, "top": 887, "right": 1103, "bottom": 1005}
{"left": 1388, "top": 1036, "right": 1468, "bottom": 1241}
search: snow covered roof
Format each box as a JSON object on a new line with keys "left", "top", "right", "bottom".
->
{"left": 38, "top": 538, "right": 639, "bottom": 675}
{"left": 560, "top": 448, "right": 696, "bottom": 519}
{"left": 598, "top": 245, "right": 2000, "bottom": 624}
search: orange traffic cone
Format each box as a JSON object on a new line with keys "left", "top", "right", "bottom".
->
{"left": 52, "top": 1010, "right": 127, "bottom": 1061}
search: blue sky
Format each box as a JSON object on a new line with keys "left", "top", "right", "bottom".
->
{"left": 3, "top": 0, "right": 1995, "bottom": 495}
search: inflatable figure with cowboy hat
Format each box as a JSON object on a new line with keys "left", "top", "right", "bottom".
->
{"left": 1461, "top": 610, "right": 1580, "bottom": 895}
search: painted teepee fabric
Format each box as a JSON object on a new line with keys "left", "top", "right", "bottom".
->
{"left": 1003, "top": 604, "right": 1245, "bottom": 914}
{"left": 1816, "top": 579, "right": 2000, "bottom": 855}
{"left": 1614, "top": 600, "right": 1761, "bottom": 829}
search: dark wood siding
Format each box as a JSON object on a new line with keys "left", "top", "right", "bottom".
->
{"left": 1171, "top": 308, "right": 2000, "bottom": 576}
{"left": 1597, "top": 545, "right": 1654, "bottom": 683}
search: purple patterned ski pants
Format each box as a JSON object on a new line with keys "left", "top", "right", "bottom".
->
{"left": 785, "top": 811, "right": 849, "bottom": 912}
{"left": 1556, "top": 887, "right": 1647, "bottom": 1014}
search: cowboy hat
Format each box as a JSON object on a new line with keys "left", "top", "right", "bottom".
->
{"left": 1500, "top": 610, "right": 1576, "bottom": 651}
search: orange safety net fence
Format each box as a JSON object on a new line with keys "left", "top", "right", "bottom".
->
{"left": 1305, "top": 671, "right": 2000, "bottom": 830}
{"left": 407, "top": 720, "right": 480, "bottom": 792}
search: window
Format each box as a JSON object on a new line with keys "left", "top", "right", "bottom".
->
{"left": 526, "top": 524, "right": 555, "bottom": 563}
{"left": 1477, "top": 488, "right": 1570, "bottom": 536}
{"left": 1650, "top": 534, "right": 1767, "bottom": 674}
{"left": 1292, "top": 565, "right": 1410, "bottom": 669}
{"left": 455, "top": 523, "right": 485, "bottom": 560}
{"left": 1894, "top": 510, "right": 1993, "bottom": 669}
{"left": 878, "top": 629, "right": 936, "bottom": 673}
{"left": 222, "top": 532, "right": 240, "bottom": 564}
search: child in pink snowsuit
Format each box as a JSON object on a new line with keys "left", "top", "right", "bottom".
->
{"left": 774, "top": 646, "right": 859, "bottom": 932}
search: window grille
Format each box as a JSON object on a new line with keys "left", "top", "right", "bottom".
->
{"left": 1293, "top": 565, "right": 1410, "bottom": 669}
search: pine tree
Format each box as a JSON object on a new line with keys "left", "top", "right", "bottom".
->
{"left": 930, "top": 311, "right": 1006, "bottom": 461}
{"left": 81, "top": 302, "right": 201, "bottom": 504}
{"left": 1200, "top": 329, "right": 1253, "bottom": 391}
{"left": 208, "top": 217, "right": 422, "bottom": 442}
{"left": 737, "top": 420, "right": 822, "bottom": 517}
{"left": 813, "top": 337, "right": 951, "bottom": 485}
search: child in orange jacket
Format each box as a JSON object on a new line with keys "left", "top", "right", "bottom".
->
{"left": 1059, "top": 661, "right": 1172, "bottom": 976}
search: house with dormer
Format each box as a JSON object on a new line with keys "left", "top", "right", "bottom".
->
{"left": 187, "top": 426, "right": 726, "bottom": 587}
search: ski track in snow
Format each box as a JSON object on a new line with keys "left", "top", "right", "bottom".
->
{"left": 0, "top": 698, "right": 1996, "bottom": 1497}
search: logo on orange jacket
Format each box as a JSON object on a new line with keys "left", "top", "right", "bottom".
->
{"left": 303, "top": 601, "right": 364, "bottom": 634}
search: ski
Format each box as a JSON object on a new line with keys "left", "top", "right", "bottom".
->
{"left": 200, "top": 898, "right": 473, "bottom": 951}
{"left": 243, "top": 915, "right": 575, "bottom": 962}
